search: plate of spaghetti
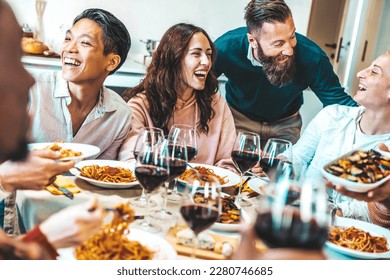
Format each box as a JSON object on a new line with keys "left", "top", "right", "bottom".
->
{"left": 178, "top": 163, "right": 240, "bottom": 188}
{"left": 58, "top": 203, "right": 176, "bottom": 260}
{"left": 326, "top": 217, "right": 390, "bottom": 259}
{"left": 70, "top": 160, "right": 138, "bottom": 188}
{"left": 28, "top": 141, "right": 100, "bottom": 162}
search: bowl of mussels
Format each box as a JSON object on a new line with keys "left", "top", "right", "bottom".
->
{"left": 322, "top": 149, "right": 390, "bottom": 193}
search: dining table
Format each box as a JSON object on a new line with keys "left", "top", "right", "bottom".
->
{"left": 14, "top": 174, "right": 360, "bottom": 260}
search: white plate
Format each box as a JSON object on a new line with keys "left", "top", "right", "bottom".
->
{"left": 322, "top": 149, "right": 390, "bottom": 193}
{"left": 57, "top": 228, "right": 177, "bottom": 260}
{"left": 178, "top": 163, "right": 240, "bottom": 188}
{"left": 211, "top": 203, "right": 250, "bottom": 232}
{"left": 325, "top": 217, "right": 390, "bottom": 259}
{"left": 247, "top": 177, "right": 270, "bottom": 195}
{"left": 70, "top": 160, "right": 139, "bottom": 189}
{"left": 28, "top": 142, "right": 100, "bottom": 162}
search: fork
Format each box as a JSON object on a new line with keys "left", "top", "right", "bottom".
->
{"left": 187, "top": 163, "right": 202, "bottom": 179}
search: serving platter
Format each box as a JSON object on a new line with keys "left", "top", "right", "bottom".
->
{"left": 28, "top": 142, "right": 100, "bottom": 162}
{"left": 325, "top": 217, "right": 390, "bottom": 259}
{"left": 70, "top": 160, "right": 139, "bottom": 189}
{"left": 322, "top": 149, "right": 390, "bottom": 193}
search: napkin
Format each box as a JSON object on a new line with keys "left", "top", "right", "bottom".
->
{"left": 45, "top": 175, "right": 81, "bottom": 196}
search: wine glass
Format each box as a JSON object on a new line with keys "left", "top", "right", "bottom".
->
{"left": 231, "top": 131, "right": 261, "bottom": 207}
{"left": 132, "top": 139, "right": 169, "bottom": 233}
{"left": 150, "top": 139, "right": 187, "bottom": 221}
{"left": 179, "top": 174, "right": 221, "bottom": 259}
{"left": 130, "top": 127, "right": 164, "bottom": 208}
{"left": 254, "top": 177, "right": 329, "bottom": 250}
{"left": 260, "top": 138, "right": 292, "bottom": 182}
{"left": 166, "top": 124, "right": 198, "bottom": 202}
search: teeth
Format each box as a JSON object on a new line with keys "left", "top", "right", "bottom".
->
{"left": 359, "top": 83, "right": 367, "bottom": 91}
{"left": 194, "top": 71, "right": 207, "bottom": 77}
{"left": 64, "top": 58, "right": 81, "bottom": 66}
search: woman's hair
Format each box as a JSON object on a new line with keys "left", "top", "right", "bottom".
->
{"left": 73, "top": 8, "right": 131, "bottom": 75}
{"left": 245, "top": 0, "right": 292, "bottom": 34}
{"left": 124, "top": 23, "right": 218, "bottom": 134}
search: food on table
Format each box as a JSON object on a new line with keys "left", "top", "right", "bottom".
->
{"left": 179, "top": 166, "right": 228, "bottom": 185}
{"left": 42, "top": 140, "right": 82, "bottom": 158}
{"left": 324, "top": 149, "right": 390, "bottom": 184}
{"left": 193, "top": 193, "right": 241, "bottom": 225}
{"left": 80, "top": 165, "right": 137, "bottom": 183}
{"left": 175, "top": 227, "right": 233, "bottom": 257}
{"left": 218, "top": 195, "right": 241, "bottom": 224}
{"left": 75, "top": 203, "right": 154, "bottom": 260}
{"left": 21, "top": 37, "right": 49, "bottom": 54}
{"left": 328, "top": 226, "right": 389, "bottom": 253}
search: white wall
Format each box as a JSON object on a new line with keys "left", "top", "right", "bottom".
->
{"left": 7, "top": 0, "right": 312, "bottom": 55}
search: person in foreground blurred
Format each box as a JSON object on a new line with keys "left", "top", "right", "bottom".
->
{"left": 291, "top": 50, "right": 390, "bottom": 222}
{"left": 213, "top": 0, "right": 356, "bottom": 148}
{"left": 28, "top": 8, "right": 132, "bottom": 160}
{"left": 120, "top": 23, "right": 237, "bottom": 170}
{"left": 0, "top": 1, "right": 104, "bottom": 259}
{"left": 232, "top": 224, "right": 326, "bottom": 260}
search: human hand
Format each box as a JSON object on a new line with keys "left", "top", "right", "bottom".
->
{"left": 250, "top": 162, "right": 267, "bottom": 177}
{"left": 0, "top": 149, "right": 74, "bottom": 191}
{"left": 39, "top": 198, "right": 104, "bottom": 249}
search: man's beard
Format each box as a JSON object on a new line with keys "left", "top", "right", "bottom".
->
{"left": 256, "top": 43, "right": 296, "bottom": 87}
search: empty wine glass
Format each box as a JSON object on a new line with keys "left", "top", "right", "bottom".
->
{"left": 132, "top": 139, "right": 169, "bottom": 233}
{"left": 166, "top": 124, "right": 198, "bottom": 202}
{"left": 130, "top": 127, "right": 163, "bottom": 208}
{"left": 150, "top": 139, "right": 187, "bottom": 221}
{"left": 254, "top": 177, "right": 329, "bottom": 250}
{"left": 261, "top": 138, "right": 292, "bottom": 182}
{"left": 231, "top": 131, "right": 261, "bottom": 207}
{"left": 180, "top": 174, "right": 221, "bottom": 259}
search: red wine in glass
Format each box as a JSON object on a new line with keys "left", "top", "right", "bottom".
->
{"left": 260, "top": 157, "right": 281, "bottom": 173}
{"left": 231, "top": 150, "right": 260, "bottom": 173}
{"left": 135, "top": 165, "right": 168, "bottom": 192}
{"left": 166, "top": 159, "right": 187, "bottom": 182}
{"left": 186, "top": 146, "right": 198, "bottom": 162}
{"left": 180, "top": 204, "right": 219, "bottom": 236}
{"left": 254, "top": 209, "right": 328, "bottom": 249}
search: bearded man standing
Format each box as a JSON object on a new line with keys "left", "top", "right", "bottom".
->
{"left": 214, "top": 0, "right": 357, "bottom": 147}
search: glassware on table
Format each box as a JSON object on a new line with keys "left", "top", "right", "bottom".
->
{"left": 260, "top": 138, "right": 292, "bottom": 182}
{"left": 150, "top": 139, "right": 187, "bottom": 221}
{"left": 254, "top": 177, "right": 328, "bottom": 250}
{"left": 166, "top": 124, "right": 198, "bottom": 202}
{"left": 231, "top": 131, "right": 261, "bottom": 207}
{"left": 132, "top": 139, "right": 169, "bottom": 233}
{"left": 130, "top": 127, "right": 164, "bottom": 208}
{"left": 179, "top": 174, "right": 221, "bottom": 259}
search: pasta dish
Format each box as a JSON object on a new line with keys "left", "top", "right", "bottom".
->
{"left": 179, "top": 166, "right": 229, "bottom": 185}
{"left": 44, "top": 140, "right": 82, "bottom": 158}
{"left": 75, "top": 203, "right": 153, "bottom": 260}
{"left": 328, "top": 226, "right": 389, "bottom": 253}
{"left": 80, "top": 165, "right": 137, "bottom": 183}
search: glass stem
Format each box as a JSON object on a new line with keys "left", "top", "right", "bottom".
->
{"left": 191, "top": 233, "right": 198, "bottom": 259}
{"left": 140, "top": 188, "right": 147, "bottom": 202}
{"left": 172, "top": 179, "right": 179, "bottom": 194}
{"left": 144, "top": 191, "right": 150, "bottom": 226}
{"left": 161, "top": 182, "right": 169, "bottom": 212}
{"left": 237, "top": 173, "right": 243, "bottom": 202}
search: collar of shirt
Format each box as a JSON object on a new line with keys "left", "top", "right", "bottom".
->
{"left": 247, "top": 44, "right": 263, "bottom": 67}
{"left": 53, "top": 72, "right": 117, "bottom": 115}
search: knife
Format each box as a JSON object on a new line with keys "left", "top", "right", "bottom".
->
{"left": 52, "top": 182, "right": 74, "bottom": 199}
